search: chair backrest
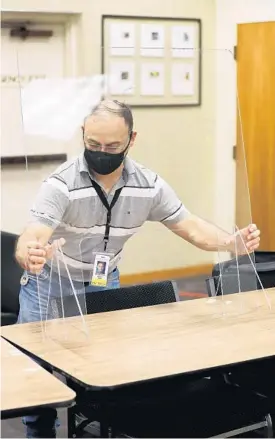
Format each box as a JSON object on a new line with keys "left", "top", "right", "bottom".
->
{"left": 1, "top": 231, "right": 22, "bottom": 314}
{"left": 51, "top": 280, "right": 179, "bottom": 318}
{"left": 206, "top": 251, "right": 275, "bottom": 297}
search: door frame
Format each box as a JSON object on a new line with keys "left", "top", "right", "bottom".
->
{"left": 1, "top": 10, "right": 82, "bottom": 77}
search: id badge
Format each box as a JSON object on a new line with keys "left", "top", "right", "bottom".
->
{"left": 90, "top": 253, "right": 113, "bottom": 287}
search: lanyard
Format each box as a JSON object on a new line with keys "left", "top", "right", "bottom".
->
{"left": 91, "top": 179, "right": 123, "bottom": 251}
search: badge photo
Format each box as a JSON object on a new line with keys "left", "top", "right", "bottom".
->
{"left": 91, "top": 254, "right": 111, "bottom": 287}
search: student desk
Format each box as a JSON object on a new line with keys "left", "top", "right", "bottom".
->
{"left": 1, "top": 337, "right": 75, "bottom": 419}
{"left": 1, "top": 289, "right": 275, "bottom": 390}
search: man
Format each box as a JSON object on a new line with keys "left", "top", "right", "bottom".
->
{"left": 15, "top": 99, "right": 260, "bottom": 438}
{"left": 95, "top": 261, "right": 106, "bottom": 275}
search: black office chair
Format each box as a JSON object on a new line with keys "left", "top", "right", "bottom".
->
{"left": 1, "top": 231, "right": 22, "bottom": 326}
{"left": 50, "top": 280, "right": 179, "bottom": 319}
{"left": 205, "top": 251, "right": 275, "bottom": 297}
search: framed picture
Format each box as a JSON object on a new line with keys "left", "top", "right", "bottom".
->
{"left": 101, "top": 15, "right": 202, "bottom": 108}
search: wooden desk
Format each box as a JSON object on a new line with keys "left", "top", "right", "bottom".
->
{"left": 1, "top": 289, "right": 275, "bottom": 389}
{"left": 1, "top": 338, "right": 75, "bottom": 418}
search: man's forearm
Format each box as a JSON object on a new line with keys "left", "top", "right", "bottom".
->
{"left": 171, "top": 215, "right": 233, "bottom": 252}
{"left": 15, "top": 231, "right": 38, "bottom": 269}
{"left": 15, "top": 239, "right": 29, "bottom": 269}
{"left": 189, "top": 217, "right": 232, "bottom": 251}
{"left": 170, "top": 214, "right": 258, "bottom": 255}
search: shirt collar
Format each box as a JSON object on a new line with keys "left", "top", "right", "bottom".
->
{"left": 78, "top": 151, "right": 136, "bottom": 178}
{"left": 78, "top": 151, "right": 89, "bottom": 173}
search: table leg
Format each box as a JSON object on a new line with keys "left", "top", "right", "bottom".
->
{"left": 99, "top": 404, "right": 111, "bottom": 438}
{"left": 67, "top": 406, "right": 76, "bottom": 438}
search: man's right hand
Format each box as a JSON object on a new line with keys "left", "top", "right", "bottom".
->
{"left": 25, "top": 241, "right": 48, "bottom": 274}
{"left": 18, "top": 238, "right": 65, "bottom": 274}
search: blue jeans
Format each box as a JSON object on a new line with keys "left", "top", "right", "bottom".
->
{"left": 18, "top": 264, "right": 120, "bottom": 438}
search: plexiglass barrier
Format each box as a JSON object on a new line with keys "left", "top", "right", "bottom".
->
{"left": 4, "top": 45, "right": 272, "bottom": 343}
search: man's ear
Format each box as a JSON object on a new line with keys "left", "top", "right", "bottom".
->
{"left": 130, "top": 131, "right": 137, "bottom": 146}
{"left": 81, "top": 125, "right": 85, "bottom": 141}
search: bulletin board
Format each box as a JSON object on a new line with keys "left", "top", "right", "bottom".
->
{"left": 101, "top": 15, "right": 202, "bottom": 108}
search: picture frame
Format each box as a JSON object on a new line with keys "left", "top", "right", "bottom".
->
{"left": 101, "top": 15, "right": 202, "bottom": 108}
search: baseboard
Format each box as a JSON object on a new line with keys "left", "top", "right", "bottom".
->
{"left": 120, "top": 263, "right": 213, "bottom": 285}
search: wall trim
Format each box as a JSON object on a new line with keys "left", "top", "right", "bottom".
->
{"left": 1, "top": 154, "right": 67, "bottom": 166}
{"left": 120, "top": 263, "right": 213, "bottom": 285}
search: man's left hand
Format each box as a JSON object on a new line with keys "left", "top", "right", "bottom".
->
{"left": 226, "top": 224, "right": 260, "bottom": 254}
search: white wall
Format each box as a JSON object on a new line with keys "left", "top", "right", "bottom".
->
{"left": 2, "top": 0, "right": 274, "bottom": 274}
{"left": 1, "top": 0, "right": 216, "bottom": 275}
{"left": 215, "top": 0, "right": 275, "bottom": 233}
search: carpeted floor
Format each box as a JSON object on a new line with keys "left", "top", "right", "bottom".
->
{"left": 177, "top": 274, "right": 208, "bottom": 299}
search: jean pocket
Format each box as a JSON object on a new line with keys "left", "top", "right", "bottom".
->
{"left": 108, "top": 268, "right": 120, "bottom": 288}
{"left": 24, "top": 265, "right": 50, "bottom": 282}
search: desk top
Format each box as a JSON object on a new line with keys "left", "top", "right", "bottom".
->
{"left": 1, "top": 289, "right": 275, "bottom": 389}
{"left": 1, "top": 338, "right": 75, "bottom": 417}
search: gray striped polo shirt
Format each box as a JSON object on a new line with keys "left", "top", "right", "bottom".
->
{"left": 30, "top": 152, "right": 188, "bottom": 281}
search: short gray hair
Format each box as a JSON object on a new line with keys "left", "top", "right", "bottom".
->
{"left": 86, "top": 99, "right": 133, "bottom": 132}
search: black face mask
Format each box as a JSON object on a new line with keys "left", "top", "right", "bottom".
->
{"left": 84, "top": 148, "right": 127, "bottom": 175}
{"left": 84, "top": 134, "right": 132, "bottom": 175}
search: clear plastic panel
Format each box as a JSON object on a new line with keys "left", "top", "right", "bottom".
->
{"left": 102, "top": 46, "right": 271, "bottom": 316}
{"left": 41, "top": 238, "right": 90, "bottom": 341}
{"left": 45, "top": 241, "right": 87, "bottom": 321}
{"left": 10, "top": 39, "right": 271, "bottom": 339}
{"left": 10, "top": 50, "right": 108, "bottom": 340}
